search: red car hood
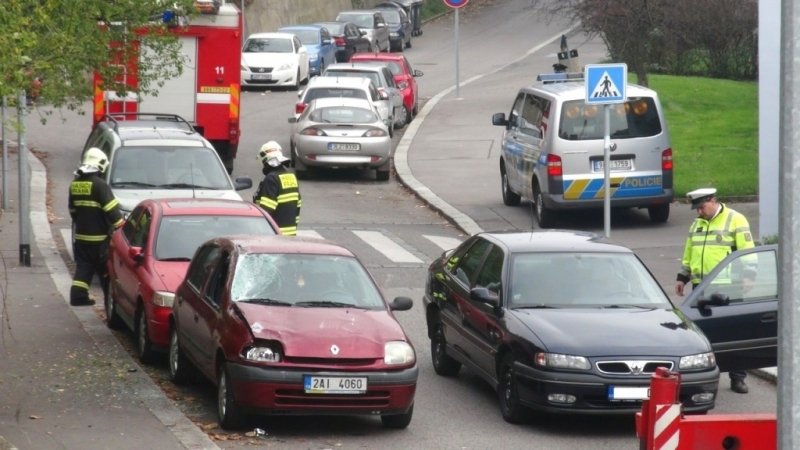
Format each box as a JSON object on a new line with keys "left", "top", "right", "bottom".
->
{"left": 235, "top": 303, "right": 407, "bottom": 359}
{"left": 151, "top": 260, "right": 191, "bottom": 292}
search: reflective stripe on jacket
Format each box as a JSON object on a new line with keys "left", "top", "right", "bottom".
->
{"left": 68, "top": 173, "right": 124, "bottom": 243}
{"left": 678, "top": 204, "right": 754, "bottom": 285}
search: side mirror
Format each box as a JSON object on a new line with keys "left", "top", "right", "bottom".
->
{"left": 234, "top": 177, "right": 253, "bottom": 190}
{"left": 697, "top": 292, "right": 731, "bottom": 309}
{"left": 413, "top": 69, "right": 423, "bottom": 77}
{"left": 389, "top": 296, "right": 413, "bottom": 311}
{"left": 492, "top": 112, "right": 508, "bottom": 127}
{"left": 128, "top": 246, "right": 144, "bottom": 263}
{"left": 378, "top": 88, "right": 389, "bottom": 100}
{"left": 470, "top": 287, "right": 499, "bottom": 307}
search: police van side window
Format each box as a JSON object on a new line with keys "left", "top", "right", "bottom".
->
{"left": 519, "top": 94, "right": 545, "bottom": 138}
{"left": 508, "top": 93, "right": 525, "bottom": 129}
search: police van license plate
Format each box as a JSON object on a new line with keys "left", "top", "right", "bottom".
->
{"left": 592, "top": 159, "right": 632, "bottom": 172}
{"left": 608, "top": 385, "right": 650, "bottom": 401}
{"left": 304, "top": 375, "right": 367, "bottom": 394}
{"left": 329, "top": 143, "right": 360, "bottom": 152}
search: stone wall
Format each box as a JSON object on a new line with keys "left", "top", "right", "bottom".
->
{"left": 241, "top": 0, "right": 386, "bottom": 37}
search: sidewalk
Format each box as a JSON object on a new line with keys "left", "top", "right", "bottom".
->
{"left": 0, "top": 149, "right": 218, "bottom": 450}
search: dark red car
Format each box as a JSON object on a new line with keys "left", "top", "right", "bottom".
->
{"left": 349, "top": 52, "right": 423, "bottom": 120}
{"left": 168, "top": 235, "right": 417, "bottom": 430}
{"left": 106, "top": 198, "right": 280, "bottom": 363}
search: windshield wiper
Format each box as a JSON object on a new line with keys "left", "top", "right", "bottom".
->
{"left": 513, "top": 304, "right": 559, "bottom": 309}
{"left": 239, "top": 298, "right": 292, "bottom": 306}
{"left": 158, "top": 183, "right": 216, "bottom": 189}
{"left": 112, "top": 181, "right": 157, "bottom": 188}
{"left": 599, "top": 304, "right": 656, "bottom": 309}
{"left": 159, "top": 257, "right": 191, "bottom": 262}
{"left": 295, "top": 300, "right": 361, "bottom": 308}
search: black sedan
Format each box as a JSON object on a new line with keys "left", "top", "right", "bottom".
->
{"left": 314, "top": 21, "right": 371, "bottom": 63}
{"left": 423, "top": 230, "right": 735, "bottom": 421}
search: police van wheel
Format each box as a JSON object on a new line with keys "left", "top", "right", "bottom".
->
{"left": 501, "top": 165, "right": 521, "bottom": 206}
{"left": 534, "top": 184, "right": 555, "bottom": 228}
{"left": 648, "top": 204, "right": 670, "bottom": 223}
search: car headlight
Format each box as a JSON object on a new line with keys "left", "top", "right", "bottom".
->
{"left": 244, "top": 343, "right": 282, "bottom": 363}
{"left": 385, "top": 341, "right": 415, "bottom": 365}
{"left": 277, "top": 63, "right": 291, "bottom": 71}
{"left": 153, "top": 291, "right": 175, "bottom": 307}
{"left": 679, "top": 352, "right": 716, "bottom": 370}
{"left": 535, "top": 352, "right": 590, "bottom": 370}
{"left": 241, "top": 63, "right": 248, "bottom": 72}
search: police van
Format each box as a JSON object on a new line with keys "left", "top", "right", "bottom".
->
{"left": 491, "top": 73, "right": 673, "bottom": 227}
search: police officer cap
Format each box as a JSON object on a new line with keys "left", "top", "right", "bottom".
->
{"left": 687, "top": 187, "right": 717, "bottom": 208}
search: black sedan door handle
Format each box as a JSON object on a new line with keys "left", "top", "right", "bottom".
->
{"left": 761, "top": 312, "right": 778, "bottom": 323}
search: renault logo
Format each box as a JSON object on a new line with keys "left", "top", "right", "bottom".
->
{"left": 330, "top": 344, "right": 340, "bottom": 355}
{"left": 629, "top": 362, "right": 644, "bottom": 374}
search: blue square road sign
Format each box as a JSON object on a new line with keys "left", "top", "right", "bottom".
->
{"left": 585, "top": 64, "right": 627, "bottom": 104}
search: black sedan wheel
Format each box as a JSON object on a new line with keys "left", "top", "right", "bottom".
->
{"left": 497, "top": 355, "right": 527, "bottom": 424}
{"left": 431, "top": 323, "right": 461, "bottom": 376}
{"left": 217, "top": 364, "right": 245, "bottom": 430}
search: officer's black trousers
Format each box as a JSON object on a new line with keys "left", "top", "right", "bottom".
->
{"left": 70, "top": 241, "right": 110, "bottom": 303}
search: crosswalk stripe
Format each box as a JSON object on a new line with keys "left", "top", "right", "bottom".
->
{"left": 352, "top": 230, "right": 423, "bottom": 264}
{"left": 296, "top": 229, "right": 324, "bottom": 239}
{"left": 423, "top": 234, "right": 462, "bottom": 251}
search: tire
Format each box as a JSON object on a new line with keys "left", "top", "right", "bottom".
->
{"left": 376, "top": 167, "right": 390, "bottom": 182}
{"left": 292, "top": 144, "right": 310, "bottom": 179}
{"left": 648, "top": 204, "right": 670, "bottom": 223}
{"left": 105, "top": 285, "right": 124, "bottom": 330}
{"left": 497, "top": 355, "right": 527, "bottom": 424}
{"left": 136, "top": 308, "right": 156, "bottom": 364}
{"left": 168, "top": 326, "right": 192, "bottom": 385}
{"left": 381, "top": 404, "right": 413, "bottom": 429}
{"left": 406, "top": 37, "right": 412, "bottom": 49}
{"left": 431, "top": 322, "right": 461, "bottom": 376}
{"left": 501, "top": 164, "right": 521, "bottom": 206}
{"left": 402, "top": 106, "right": 412, "bottom": 127}
{"left": 292, "top": 68, "right": 300, "bottom": 90}
{"left": 217, "top": 363, "right": 245, "bottom": 430}
{"left": 533, "top": 182, "right": 555, "bottom": 228}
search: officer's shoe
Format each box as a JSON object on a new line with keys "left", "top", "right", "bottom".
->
{"left": 730, "top": 379, "right": 749, "bottom": 394}
{"left": 70, "top": 298, "right": 96, "bottom": 307}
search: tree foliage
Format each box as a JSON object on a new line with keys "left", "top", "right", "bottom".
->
{"left": 0, "top": 0, "right": 198, "bottom": 112}
{"left": 532, "top": 0, "right": 758, "bottom": 85}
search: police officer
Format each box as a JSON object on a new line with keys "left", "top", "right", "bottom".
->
{"left": 253, "top": 141, "right": 301, "bottom": 236}
{"left": 68, "top": 147, "right": 124, "bottom": 306}
{"left": 675, "top": 187, "right": 754, "bottom": 394}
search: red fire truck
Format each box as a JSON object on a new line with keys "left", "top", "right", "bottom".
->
{"left": 93, "top": 1, "right": 242, "bottom": 173}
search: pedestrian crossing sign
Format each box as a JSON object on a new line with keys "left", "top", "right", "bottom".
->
{"left": 585, "top": 63, "right": 627, "bottom": 104}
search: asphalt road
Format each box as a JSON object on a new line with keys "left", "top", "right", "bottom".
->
{"left": 21, "top": 1, "right": 775, "bottom": 448}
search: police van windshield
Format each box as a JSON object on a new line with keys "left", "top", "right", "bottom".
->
{"left": 558, "top": 97, "right": 662, "bottom": 141}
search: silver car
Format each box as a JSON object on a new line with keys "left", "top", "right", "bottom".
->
{"left": 288, "top": 97, "right": 392, "bottom": 181}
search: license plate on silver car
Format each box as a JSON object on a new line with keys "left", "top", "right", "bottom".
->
{"left": 329, "top": 143, "right": 360, "bottom": 152}
{"left": 592, "top": 159, "right": 632, "bottom": 172}
{"left": 303, "top": 375, "right": 367, "bottom": 394}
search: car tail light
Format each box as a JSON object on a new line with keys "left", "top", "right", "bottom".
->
{"left": 662, "top": 148, "right": 673, "bottom": 171}
{"left": 295, "top": 102, "right": 307, "bottom": 114}
{"left": 334, "top": 36, "right": 346, "bottom": 46}
{"left": 300, "top": 127, "right": 326, "bottom": 136}
{"left": 546, "top": 153, "right": 563, "bottom": 177}
{"left": 363, "top": 128, "right": 387, "bottom": 137}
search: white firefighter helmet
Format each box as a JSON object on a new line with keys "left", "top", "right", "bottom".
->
{"left": 79, "top": 147, "right": 109, "bottom": 174}
{"left": 258, "top": 140, "right": 289, "bottom": 167}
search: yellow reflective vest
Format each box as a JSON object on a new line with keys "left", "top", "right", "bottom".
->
{"left": 678, "top": 204, "right": 754, "bottom": 285}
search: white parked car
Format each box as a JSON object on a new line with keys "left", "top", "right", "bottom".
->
{"left": 241, "top": 32, "right": 310, "bottom": 89}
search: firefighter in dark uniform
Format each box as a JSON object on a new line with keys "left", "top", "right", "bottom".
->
{"left": 253, "top": 141, "right": 301, "bottom": 236}
{"left": 68, "top": 147, "right": 124, "bottom": 306}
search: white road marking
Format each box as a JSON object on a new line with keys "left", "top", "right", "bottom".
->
{"left": 352, "top": 230, "right": 423, "bottom": 264}
{"left": 423, "top": 234, "right": 462, "bottom": 251}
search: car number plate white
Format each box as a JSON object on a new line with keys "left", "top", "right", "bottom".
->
{"left": 608, "top": 385, "right": 650, "bottom": 401}
{"left": 329, "top": 143, "right": 360, "bottom": 152}
{"left": 592, "top": 159, "right": 632, "bottom": 172}
{"left": 252, "top": 73, "right": 271, "bottom": 80}
{"left": 303, "top": 375, "right": 367, "bottom": 394}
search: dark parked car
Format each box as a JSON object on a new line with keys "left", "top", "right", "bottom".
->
{"left": 375, "top": 6, "right": 412, "bottom": 51}
{"left": 169, "top": 235, "right": 418, "bottom": 429}
{"left": 314, "top": 21, "right": 372, "bottom": 62}
{"left": 423, "top": 230, "right": 777, "bottom": 421}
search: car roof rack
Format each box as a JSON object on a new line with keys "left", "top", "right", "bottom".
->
{"left": 98, "top": 113, "right": 194, "bottom": 133}
{"left": 536, "top": 72, "right": 584, "bottom": 84}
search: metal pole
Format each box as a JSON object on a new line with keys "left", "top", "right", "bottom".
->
{"left": 603, "top": 104, "right": 610, "bottom": 238}
{"left": 2, "top": 96, "right": 7, "bottom": 209}
{"left": 778, "top": 0, "right": 800, "bottom": 447}
{"left": 455, "top": 8, "right": 460, "bottom": 98}
{"left": 17, "top": 91, "right": 31, "bottom": 266}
